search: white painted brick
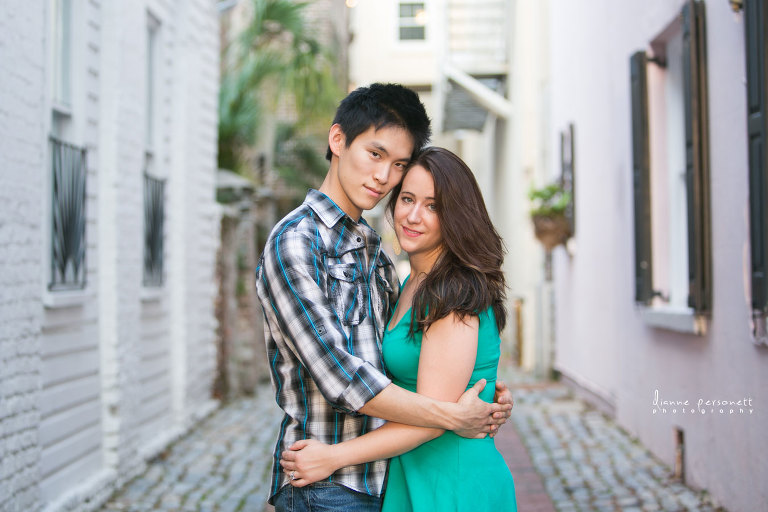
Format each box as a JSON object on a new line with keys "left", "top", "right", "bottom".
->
{"left": 2, "top": 0, "right": 220, "bottom": 510}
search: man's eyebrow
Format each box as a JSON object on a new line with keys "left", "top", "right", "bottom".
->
{"left": 369, "top": 142, "right": 388, "bottom": 155}
{"left": 369, "top": 142, "right": 410, "bottom": 162}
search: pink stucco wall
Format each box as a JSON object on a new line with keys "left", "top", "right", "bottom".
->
{"left": 549, "top": 1, "right": 768, "bottom": 510}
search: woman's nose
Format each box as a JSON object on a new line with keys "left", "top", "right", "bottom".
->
{"left": 407, "top": 206, "right": 421, "bottom": 223}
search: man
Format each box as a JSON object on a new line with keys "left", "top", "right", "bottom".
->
{"left": 256, "top": 83, "right": 512, "bottom": 511}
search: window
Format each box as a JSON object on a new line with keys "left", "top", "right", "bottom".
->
{"left": 49, "top": 137, "right": 87, "bottom": 290}
{"left": 745, "top": 0, "right": 768, "bottom": 319}
{"left": 51, "top": 0, "right": 72, "bottom": 109}
{"left": 398, "top": 2, "right": 426, "bottom": 41}
{"left": 630, "top": 0, "right": 711, "bottom": 316}
{"left": 143, "top": 13, "right": 164, "bottom": 287}
{"left": 48, "top": 0, "right": 85, "bottom": 291}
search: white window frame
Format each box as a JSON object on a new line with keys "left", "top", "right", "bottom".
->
{"left": 641, "top": 14, "right": 700, "bottom": 333}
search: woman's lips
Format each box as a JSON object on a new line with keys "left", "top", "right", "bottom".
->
{"left": 401, "top": 226, "right": 421, "bottom": 237}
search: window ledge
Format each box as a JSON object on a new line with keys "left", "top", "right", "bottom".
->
{"left": 44, "top": 289, "right": 91, "bottom": 309}
{"left": 52, "top": 101, "right": 72, "bottom": 118}
{"left": 140, "top": 286, "right": 164, "bottom": 302}
{"left": 640, "top": 306, "right": 707, "bottom": 335}
{"left": 752, "top": 313, "right": 768, "bottom": 347}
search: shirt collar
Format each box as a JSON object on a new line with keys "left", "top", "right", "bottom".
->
{"left": 304, "top": 189, "right": 381, "bottom": 241}
{"left": 305, "top": 189, "right": 352, "bottom": 228}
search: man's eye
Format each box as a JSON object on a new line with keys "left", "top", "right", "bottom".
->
{"left": 371, "top": 151, "right": 380, "bottom": 158}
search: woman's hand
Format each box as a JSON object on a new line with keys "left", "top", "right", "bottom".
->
{"left": 279, "top": 439, "right": 340, "bottom": 487}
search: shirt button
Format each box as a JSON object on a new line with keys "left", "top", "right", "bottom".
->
{"left": 356, "top": 237, "right": 362, "bottom": 242}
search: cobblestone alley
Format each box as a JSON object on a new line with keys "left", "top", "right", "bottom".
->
{"left": 100, "top": 365, "right": 726, "bottom": 512}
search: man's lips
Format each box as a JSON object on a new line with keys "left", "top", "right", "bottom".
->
{"left": 364, "top": 185, "right": 383, "bottom": 197}
{"left": 401, "top": 226, "right": 421, "bottom": 237}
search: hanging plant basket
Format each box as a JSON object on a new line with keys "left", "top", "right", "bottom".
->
{"left": 532, "top": 213, "right": 571, "bottom": 251}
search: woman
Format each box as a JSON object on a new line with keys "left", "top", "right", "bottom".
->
{"left": 280, "top": 147, "right": 517, "bottom": 511}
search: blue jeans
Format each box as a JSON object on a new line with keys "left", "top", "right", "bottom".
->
{"left": 273, "top": 482, "right": 382, "bottom": 512}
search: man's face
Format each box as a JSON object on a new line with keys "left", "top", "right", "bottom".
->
{"left": 328, "top": 124, "right": 414, "bottom": 220}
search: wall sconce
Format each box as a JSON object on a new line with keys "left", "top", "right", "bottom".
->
{"left": 728, "top": 0, "right": 743, "bottom": 12}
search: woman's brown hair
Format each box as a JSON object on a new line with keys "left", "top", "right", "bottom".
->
{"left": 387, "top": 146, "right": 507, "bottom": 335}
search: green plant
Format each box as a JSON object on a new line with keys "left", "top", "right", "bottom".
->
{"left": 528, "top": 183, "right": 572, "bottom": 217}
{"left": 218, "top": 0, "right": 343, "bottom": 175}
{"left": 273, "top": 121, "right": 329, "bottom": 201}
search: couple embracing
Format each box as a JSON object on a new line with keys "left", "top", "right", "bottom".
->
{"left": 255, "top": 83, "right": 518, "bottom": 512}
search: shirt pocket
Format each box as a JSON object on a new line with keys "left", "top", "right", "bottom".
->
{"left": 327, "top": 262, "right": 367, "bottom": 326}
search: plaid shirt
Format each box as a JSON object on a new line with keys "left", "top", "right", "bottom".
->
{"left": 256, "top": 189, "right": 400, "bottom": 503}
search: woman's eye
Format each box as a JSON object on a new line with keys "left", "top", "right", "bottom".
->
{"left": 427, "top": 203, "right": 437, "bottom": 211}
{"left": 401, "top": 196, "right": 413, "bottom": 204}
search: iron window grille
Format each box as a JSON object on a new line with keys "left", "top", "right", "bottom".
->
{"left": 143, "top": 173, "right": 165, "bottom": 287}
{"left": 49, "top": 136, "right": 87, "bottom": 291}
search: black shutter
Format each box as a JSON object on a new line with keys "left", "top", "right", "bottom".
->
{"left": 630, "top": 51, "right": 653, "bottom": 304}
{"left": 682, "top": 0, "right": 712, "bottom": 314}
{"left": 561, "top": 123, "right": 576, "bottom": 236}
{"left": 745, "top": 0, "right": 768, "bottom": 313}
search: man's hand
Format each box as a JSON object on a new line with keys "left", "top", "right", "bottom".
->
{"left": 453, "top": 379, "right": 513, "bottom": 439}
{"left": 490, "top": 380, "right": 514, "bottom": 436}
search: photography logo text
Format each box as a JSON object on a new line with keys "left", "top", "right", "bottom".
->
{"left": 652, "top": 389, "right": 754, "bottom": 415}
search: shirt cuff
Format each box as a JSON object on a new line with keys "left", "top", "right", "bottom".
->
{"left": 336, "top": 362, "right": 392, "bottom": 414}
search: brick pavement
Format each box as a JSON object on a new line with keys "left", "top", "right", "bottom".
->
{"left": 499, "top": 365, "right": 727, "bottom": 512}
{"left": 99, "top": 364, "right": 727, "bottom": 512}
{"left": 100, "top": 387, "right": 280, "bottom": 512}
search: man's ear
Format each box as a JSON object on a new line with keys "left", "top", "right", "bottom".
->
{"left": 328, "top": 124, "right": 346, "bottom": 158}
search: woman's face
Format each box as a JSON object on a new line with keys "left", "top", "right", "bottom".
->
{"left": 393, "top": 165, "right": 444, "bottom": 261}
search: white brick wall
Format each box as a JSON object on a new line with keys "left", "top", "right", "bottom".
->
{"left": 0, "top": 0, "right": 221, "bottom": 510}
{"left": 0, "top": 1, "right": 46, "bottom": 510}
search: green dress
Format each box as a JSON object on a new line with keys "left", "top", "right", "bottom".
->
{"left": 381, "top": 298, "right": 518, "bottom": 512}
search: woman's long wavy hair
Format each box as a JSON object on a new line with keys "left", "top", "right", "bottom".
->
{"left": 387, "top": 146, "right": 507, "bottom": 335}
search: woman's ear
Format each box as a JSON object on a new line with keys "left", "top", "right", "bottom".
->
{"left": 328, "top": 124, "right": 345, "bottom": 158}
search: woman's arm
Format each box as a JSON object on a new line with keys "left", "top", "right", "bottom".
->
{"left": 280, "top": 312, "right": 480, "bottom": 486}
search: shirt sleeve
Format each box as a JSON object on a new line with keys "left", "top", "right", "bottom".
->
{"left": 259, "top": 225, "right": 391, "bottom": 413}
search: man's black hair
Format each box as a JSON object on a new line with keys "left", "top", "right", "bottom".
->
{"left": 325, "top": 83, "right": 431, "bottom": 161}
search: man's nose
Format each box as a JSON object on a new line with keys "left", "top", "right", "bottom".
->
{"left": 373, "top": 163, "right": 391, "bottom": 184}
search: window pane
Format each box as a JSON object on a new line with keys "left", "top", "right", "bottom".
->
{"left": 399, "top": 26, "right": 425, "bottom": 40}
{"left": 146, "top": 17, "right": 159, "bottom": 149}
{"left": 52, "top": 0, "right": 72, "bottom": 106}
{"left": 399, "top": 3, "right": 424, "bottom": 18}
